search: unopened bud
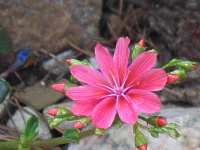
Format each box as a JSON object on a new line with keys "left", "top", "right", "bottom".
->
{"left": 138, "top": 38, "right": 145, "bottom": 47}
{"left": 51, "top": 83, "right": 65, "bottom": 94}
{"left": 137, "top": 144, "right": 148, "bottom": 150}
{"left": 147, "top": 116, "right": 167, "bottom": 127}
{"left": 48, "top": 108, "right": 59, "bottom": 117}
{"left": 167, "top": 74, "right": 180, "bottom": 84}
{"left": 156, "top": 116, "right": 167, "bottom": 127}
{"left": 66, "top": 59, "right": 73, "bottom": 65}
{"left": 73, "top": 121, "right": 86, "bottom": 129}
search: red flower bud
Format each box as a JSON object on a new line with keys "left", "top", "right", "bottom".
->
{"left": 48, "top": 108, "right": 59, "bottom": 117}
{"left": 51, "top": 83, "right": 65, "bottom": 93}
{"left": 73, "top": 121, "right": 85, "bottom": 129}
{"left": 137, "top": 144, "right": 148, "bottom": 150}
{"left": 167, "top": 74, "right": 179, "bottom": 84}
{"left": 66, "top": 59, "right": 72, "bottom": 65}
{"left": 138, "top": 38, "right": 145, "bottom": 47}
{"left": 156, "top": 116, "right": 167, "bottom": 127}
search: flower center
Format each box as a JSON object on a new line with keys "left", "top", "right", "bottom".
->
{"left": 113, "top": 87, "right": 124, "bottom": 96}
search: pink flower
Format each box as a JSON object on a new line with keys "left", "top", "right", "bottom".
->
{"left": 66, "top": 37, "right": 167, "bottom": 129}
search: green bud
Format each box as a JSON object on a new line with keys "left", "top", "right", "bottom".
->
{"left": 170, "top": 69, "right": 186, "bottom": 78}
{"left": 131, "top": 44, "right": 145, "bottom": 59}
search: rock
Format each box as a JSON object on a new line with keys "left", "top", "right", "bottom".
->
{"left": 161, "top": 66, "right": 200, "bottom": 106}
{"left": 0, "top": 78, "right": 11, "bottom": 115}
{"left": 0, "top": 0, "right": 102, "bottom": 53}
{"left": 16, "top": 82, "right": 62, "bottom": 110}
{"left": 68, "top": 106, "right": 200, "bottom": 150}
{"left": 42, "top": 50, "right": 74, "bottom": 75}
{"left": 7, "top": 107, "right": 51, "bottom": 139}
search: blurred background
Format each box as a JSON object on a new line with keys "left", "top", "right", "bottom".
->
{"left": 0, "top": 0, "right": 200, "bottom": 150}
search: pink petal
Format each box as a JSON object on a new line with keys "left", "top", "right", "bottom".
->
{"left": 92, "top": 97, "right": 117, "bottom": 128}
{"left": 126, "top": 51, "right": 157, "bottom": 86}
{"left": 117, "top": 97, "right": 138, "bottom": 124}
{"left": 135, "top": 69, "right": 167, "bottom": 91}
{"left": 113, "top": 37, "right": 130, "bottom": 82}
{"left": 95, "top": 43, "right": 115, "bottom": 83}
{"left": 70, "top": 64, "right": 107, "bottom": 86}
{"left": 128, "top": 89, "right": 161, "bottom": 114}
{"left": 66, "top": 85, "right": 107, "bottom": 102}
{"left": 72, "top": 101, "right": 99, "bottom": 116}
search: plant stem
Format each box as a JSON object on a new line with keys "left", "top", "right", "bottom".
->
{"left": 139, "top": 115, "right": 147, "bottom": 122}
{"left": 0, "top": 129, "right": 95, "bottom": 150}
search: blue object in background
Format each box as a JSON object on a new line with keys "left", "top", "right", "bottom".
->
{"left": 10, "top": 48, "right": 32, "bottom": 70}
{"left": 0, "top": 48, "right": 32, "bottom": 78}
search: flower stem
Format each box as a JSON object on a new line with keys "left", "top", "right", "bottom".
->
{"left": 0, "top": 129, "right": 95, "bottom": 150}
{"left": 139, "top": 115, "right": 148, "bottom": 122}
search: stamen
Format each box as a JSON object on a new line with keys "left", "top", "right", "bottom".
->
{"left": 97, "top": 83, "right": 115, "bottom": 93}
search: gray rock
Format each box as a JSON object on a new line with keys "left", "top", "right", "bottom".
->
{"left": 42, "top": 50, "right": 75, "bottom": 75}
{"left": 0, "top": 0, "right": 102, "bottom": 51}
{"left": 68, "top": 106, "right": 200, "bottom": 150}
{"left": 7, "top": 107, "right": 51, "bottom": 139}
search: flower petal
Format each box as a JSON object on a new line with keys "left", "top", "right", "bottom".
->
{"left": 70, "top": 64, "right": 107, "bottom": 86}
{"left": 95, "top": 43, "right": 115, "bottom": 83}
{"left": 72, "top": 101, "right": 99, "bottom": 116}
{"left": 113, "top": 37, "right": 130, "bottom": 82}
{"left": 92, "top": 97, "right": 117, "bottom": 128}
{"left": 66, "top": 85, "right": 107, "bottom": 102}
{"left": 126, "top": 51, "right": 157, "bottom": 86}
{"left": 128, "top": 89, "right": 161, "bottom": 114}
{"left": 117, "top": 97, "right": 138, "bottom": 124}
{"left": 135, "top": 69, "right": 167, "bottom": 91}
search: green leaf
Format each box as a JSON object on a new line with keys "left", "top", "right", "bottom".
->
{"left": 167, "top": 129, "right": 181, "bottom": 138}
{"left": 148, "top": 123, "right": 181, "bottom": 139}
{"left": 131, "top": 44, "right": 145, "bottom": 59}
{"left": 22, "top": 116, "right": 39, "bottom": 141}
{"left": 19, "top": 116, "right": 39, "bottom": 150}
{"left": 64, "top": 128, "right": 80, "bottom": 143}
{"left": 134, "top": 124, "right": 148, "bottom": 147}
{"left": 113, "top": 116, "right": 123, "bottom": 128}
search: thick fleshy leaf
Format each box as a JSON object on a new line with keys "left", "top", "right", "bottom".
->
{"left": 72, "top": 101, "right": 99, "bottom": 116}
{"left": 126, "top": 51, "right": 157, "bottom": 86}
{"left": 66, "top": 85, "right": 107, "bottom": 102}
{"left": 128, "top": 89, "right": 161, "bottom": 114}
{"left": 95, "top": 43, "right": 115, "bottom": 84}
{"left": 92, "top": 98, "right": 117, "bottom": 128}
{"left": 117, "top": 97, "right": 138, "bottom": 124}
{"left": 70, "top": 65, "right": 107, "bottom": 86}
{"left": 135, "top": 69, "right": 167, "bottom": 91}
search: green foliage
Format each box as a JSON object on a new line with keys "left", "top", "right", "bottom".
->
{"left": 163, "top": 58, "right": 197, "bottom": 71}
{"left": 134, "top": 123, "right": 148, "bottom": 148}
{"left": 0, "top": 26, "right": 12, "bottom": 54}
{"left": 64, "top": 128, "right": 80, "bottom": 143}
{"left": 95, "top": 128, "right": 106, "bottom": 136}
{"left": 149, "top": 123, "right": 181, "bottom": 139}
{"left": 48, "top": 107, "right": 80, "bottom": 128}
{"left": 18, "top": 116, "right": 39, "bottom": 150}
{"left": 131, "top": 44, "right": 145, "bottom": 59}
